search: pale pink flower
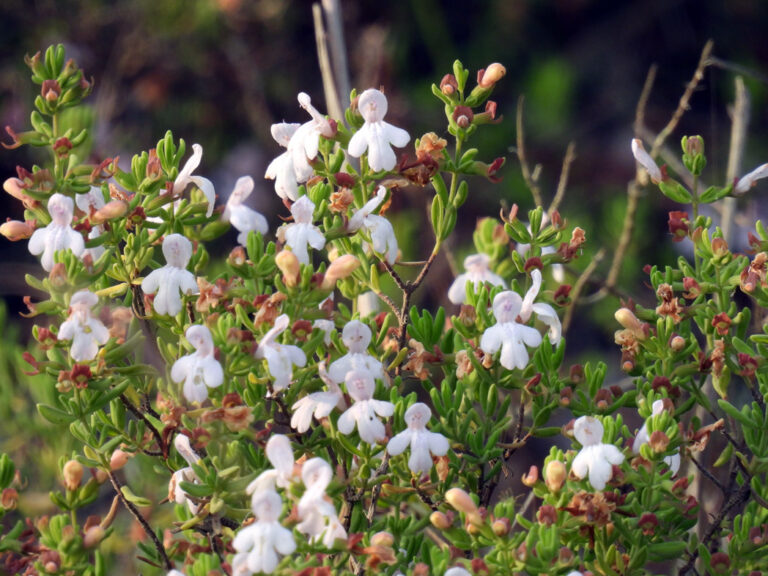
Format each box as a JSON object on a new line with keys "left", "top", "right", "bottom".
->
{"left": 735, "top": 163, "right": 768, "bottom": 195}
{"left": 276, "top": 196, "right": 325, "bottom": 265}
{"left": 246, "top": 434, "right": 296, "bottom": 497}
{"left": 349, "top": 89, "right": 410, "bottom": 172}
{"left": 173, "top": 144, "right": 216, "bottom": 218}
{"left": 28, "top": 193, "right": 85, "bottom": 271}
{"left": 387, "top": 403, "right": 449, "bottom": 474}
{"left": 142, "top": 234, "right": 199, "bottom": 316}
{"left": 520, "top": 268, "right": 562, "bottom": 346}
{"left": 571, "top": 416, "right": 625, "bottom": 491}
{"left": 222, "top": 176, "right": 268, "bottom": 245}
{"left": 75, "top": 187, "right": 106, "bottom": 262}
{"left": 347, "top": 186, "right": 398, "bottom": 265}
{"left": 291, "top": 363, "right": 345, "bottom": 434}
{"left": 632, "top": 399, "right": 680, "bottom": 474}
{"left": 447, "top": 253, "right": 506, "bottom": 304}
{"left": 480, "top": 291, "right": 543, "bottom": 370}
{"left": 171, "top": 325, "right": 224, "bottom": 403}
{"left": 58, "top": 290, "right": 109, "bottom": 362}
{"left": 631, "top": 139, "right": 662, "bottom": 183}
{"left": 232, "top": 490, "right": 295, "bottom": 575}
{"left": 337, "top": 370, "right": 394, "bottom": 445}
{"left": 296, "top": 458, "right": 347, "bottom": 547}
{"left": 254, "top": 314, "right": 307, "bottom": 391}
{"left": 327, "top": 320, "right": 385, "bottom": 385}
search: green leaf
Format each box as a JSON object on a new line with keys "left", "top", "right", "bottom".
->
{"left": 37, "top": 403, "right": 76, "bottom": 425}
{"left": 120, "top": 485, "right": 152, "bottom": 507}
{"left": 658, "top": 180, "right": 692, "bottom": 203}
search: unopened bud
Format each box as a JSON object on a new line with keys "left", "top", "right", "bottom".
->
{"left": 0, "top": 219, "right": 34, "bottom": 241}
{"left": 371, "top": 531, "right": 394, "bottom": 547}
{"left": 544, "top": 460, "right": 566, "bottom": 492}
{"left": 275, "top": 250, "right": 300, "bottom": 287}
{"left": 3, "top": 177, "right": 34, "bottom": 206}
{"left": 41, "top": 79, "right": 61, "bottom": 102}
{"left": 63, "top": 460, "right": 84, "bottom": 491}
{"left": 615, "top": 308, "right": 643, "bottom": 333}
{"left": 83, "top": 525, "right": 105, "bottom": 548}
{"left": 440, "top": 74, "right": 458, "bottom": 96}
{"left": 430, "top": 511, "right": 452, "bottom": 530}
{"left": 670, "top": 335, "right": 686, "bottom": 351}
{"left": 1, "top": 488, "right": 18, "bottom": 510}
{"left": 321, "top": 254, "right": 359, "bottom": 290}
{"left": 110, "top": 449, "right": 130, "bottom": 471}
{"left": 445, "top": 487, "right": 480, "bottom": 518}
{"left": 478, "top": 63, "right": 506, "bottom": 88}
{"left": 649, "top": 430, "right": 670, "bottom": 453}
{"left": 91, "top": 200, "right": 128, "bottom": 224}
{"left": 229, "top": 246, "right": 246, "bottom": 266}
{"left": 49, "top": 262, "right": 68, "bottom": 290}
{"left": 491, "top": 517, "right": 510, "bottom": 536}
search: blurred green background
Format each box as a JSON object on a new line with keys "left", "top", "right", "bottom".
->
{"left": 1, "top": 0, "right": 768, "bottom": 572}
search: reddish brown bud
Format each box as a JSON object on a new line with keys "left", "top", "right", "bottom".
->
{"left": 440, "top": 74, "right": 458, "bottom": 96}
{"left": 452, "top": 106, "right": 474, "bottom": 129}
{"left": 537, "top": 504, "right": 558, "bottom": 526}
{"left": 711, "top": 312, "right": 731, "bottom": 336}
{"left": 334, "top": 172, "right": 355, "bottom": 188}
{"left": 668, "top": 211, "right": 689, "bottom": 242}
{"left": 638, "top": 512, "right": 658, "bottom": 535}
{"left": 710, "top": 552, "right": 730, "bottom": 574}
{"left": 41, "top": 79, "right": 61, "bottom": 102}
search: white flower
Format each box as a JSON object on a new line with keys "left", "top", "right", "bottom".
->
{"left": 264, "top": 93, "right": 334, "bottom": 202}
{"left": 223, "top": 176, "right": 268, "bottom": 245}
{"left": 58, "top": 290, "right": 109, "bottom": 362}
{"left": 520, "top": 268, "right": 562, "bottom": 346}
{"left": 347, "top": 186, "right": 398, "bottom": 265}
{"left": 632, "top": 399, "right": 680, "bottom": 474}
{"left": 387, "top": 403, "right": 449, "bottom": 474}
{"left": 28, "top": 193, "right": 85, "bottom": 271}
{"left": 515, "top": 214, "right": 564, "bottom": 283}
{"left": 349, "top": 88, "right": 410, "bottom": 172}
{"left": 444, "top": 568, "right": 471, "bottom": 576}
{"left": 167, "top": 570, "right": 186, "bottom": 576}
{"left": 356, "top": 291, "right": 380, "bottom": 318}
{"left": 312, "top": 319, "right": 335, "bottom": 346}
{"left": 631, "top": 139, "right": 662, "bottom": 183}
{"left": 337, "top": 370, "right": 394, "bottom": 445}
{"left": 735, "top": 163, "right": 768, "bottom": 195}
{"left": 246, "top": 434, "right": 296, "bottom": 497}
{"left": 169, "top": 434, "right": 201, "bottom": 513}
{"left": 480, "top": 290, "right": 543, "bottom": 370}
{"left": 171, "top": 325, "right": 224, "bottom": 403}
{"left": 447, "top": 253, "right": 506, "bottom": 304}
{"left": 76, "top": 187, "right": 106, "bottom": 262}
{"left": 142, "top": 234, "right": 199, "bottom": 316}
{"left": 296, "top": 458, "right": 347, "bottom": 547}
{"left": 276, "top": 196, "right": 325, "bottom": 265}
{"left": 327, "top": 320, "right": 385, "bottom": 385}
{"left": 173, "top": 144, "right": 216, "bottom": 218}
{"left": 571, "top": 416, "right": 625, "bottom": 491}
{"left": 254, "top": 314, "right": 307, "bottom": 391}
{"left": 232, "top": 490, "right": 296, "bottom": 575}
{"left": 291, "top": 363, "right": 345, "bottom": 433}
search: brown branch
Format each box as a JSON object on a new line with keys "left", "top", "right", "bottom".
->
{"left": 516, "top": 96, "right": 544, "bottom": 208}
{"left": 563, "top": 248, "right": 606, "bottom": 333}
{"left": 721, "top": 76, "right": 750, "bottom": 244}
{"left": 120, "top": 394, "right": 167, "bottom": 459}
{"left": 107, "top": 470, "right": 172, "bottom": 571}
{"left": 651, "top": 40, "right": 714, "bottom": 157}
{"left": 548, "top": 142, "right": 576, "bottom": 216}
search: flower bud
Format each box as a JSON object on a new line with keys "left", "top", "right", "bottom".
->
{"left": 429, "top": 510, "right": 452, "bottom": 530}
{"left": 63, "top": 460, "right": 84, "bottom": 491}
{"left": 321, "top": 254, "right": 360, "bottom": 290}
{"left": 91, "top": 200, "right": 128, "bottom": 224}
{"left": 615, "top": 308, "right": 643, "bottom": 334}
{"left": 275, "top": 250, "right": 300, "bottom": 287}
{"left": 228, "top": 246, "right": 246, "bottom": 266}
{"left": 0, "top": 219, "right": 34, "bottom": 241}
{"left": 544, "top": 460, "right": 566, "bottom": 492}
{"left": 710, "top": 552, "right": 730, "bottom": 574}
{"left": 445, "top": 487, "right": 480, "bottom": 522}
{"left": 83, "top": 525, "right": 105, "bottom": 548}
{"left": 110, "top": 449, "right": 130, "bottom": 471}
{"left": 537, "top": 504, "right": 557, "bottom": 526}
{"left": 1, "top": 488, "right": 18, "bottom": 510}
{"left": 3, "top": 177, "right": 35, "bottom": 207}
{"left": 638, "top": 512, "right": 658, "bottom": 536}
{"left": 670, "top": 335, "right": 686, "bottom": 351}
{"left": 41, "top": 79, "right": 61, "bottom": 102}
{"left": 649, "top": 430, "right": 670, "bottom": 453}
{"left": 477, "top": 63, "right": 506, "bottom": 88}
{"left": 440, "top": 74, "right": 458, "bottom": 96}
{"left": 370, "top": 531, "right": 394, "bottom": 547}
{"left": 49, "top": 262, "right": 69, "bottom": 290}
{"left": 491, "top": 517, "right": 510, "bottom": 536}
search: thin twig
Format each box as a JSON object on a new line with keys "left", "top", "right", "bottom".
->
{"left": 516, "top": 96, "right": 544, "bottom": 208}
{"left": 547, "top": 142, "right": 576, "bottom": 216}
{"left": 107, "top": 470, "right": 172, "bottom": 571}
{"left": 721, "top": 76, "right": 749, "bottom": 244}
{"left": 651, "top": 40, "right": 714, "bottom": 157}
{"left": 120, "top": 394, "right": 167, "bottom": 459}
{"left": 634, "top": 64, "right": 657, "bottom": 135}
{"left": 321, "top": 0, "right": 351, "bottom": 121}
{"left": 563, "top": 249, "right": 605, "bottom": 333}
{"left": 312, "top": 4, "right": 342, "bottom": 125}
{"left": 689, "top": 454, "right": 726, "bottom": 492}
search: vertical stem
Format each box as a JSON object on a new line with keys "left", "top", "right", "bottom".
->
{"left": 722, "top": 77, "right": 749, "bottom": 244}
